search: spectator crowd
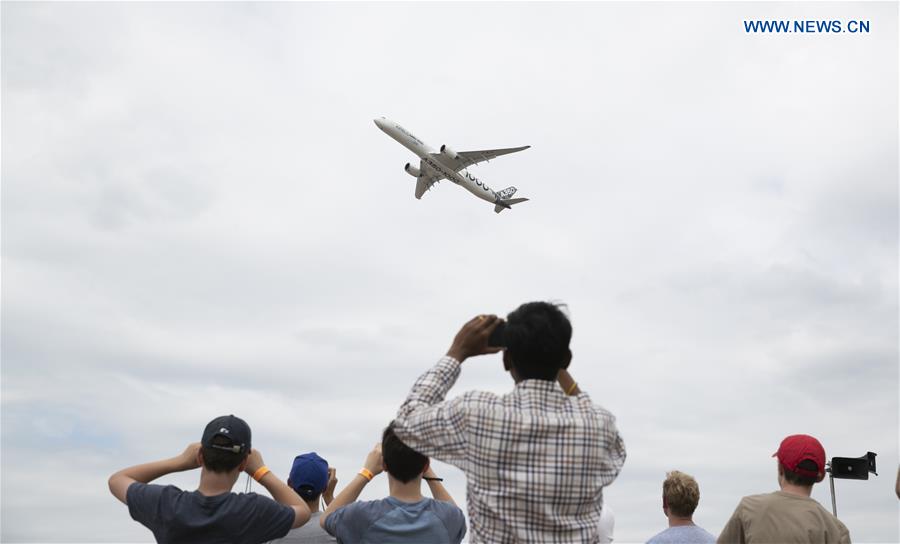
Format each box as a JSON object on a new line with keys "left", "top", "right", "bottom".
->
{"left": 109, "top": 302, "right": 854, "bottom": 543}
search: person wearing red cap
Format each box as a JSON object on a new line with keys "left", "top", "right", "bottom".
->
{"left": 717, "top": 434, "right": 850, "bottom": 544}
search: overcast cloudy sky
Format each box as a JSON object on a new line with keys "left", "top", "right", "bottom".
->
{"left": 2, "top": 2, "right": 897, "bottom": 542}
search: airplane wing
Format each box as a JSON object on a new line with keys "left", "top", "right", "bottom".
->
{"left": 414, "top": 159, "right": 444, "bottom": 199}
{"left": 431, "top": 145, "right": 530, "bottom": 172}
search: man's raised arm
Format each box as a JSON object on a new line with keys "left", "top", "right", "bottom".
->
{"left": 108, "top": 443, "right": 202, "bottom": 504}
{"left": 392, "top": 315, "right": 501, "bottom": 463}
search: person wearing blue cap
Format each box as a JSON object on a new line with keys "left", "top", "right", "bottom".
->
{"left": 268, "top": 452, "right": 339, "bottom": 543}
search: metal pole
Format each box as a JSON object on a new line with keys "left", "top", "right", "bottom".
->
{"left": 829, "top": 474, "right": 837, "bottom": 517}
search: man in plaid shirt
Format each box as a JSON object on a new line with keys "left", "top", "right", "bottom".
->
{"left": 393, "top": 302, "right": 626, "bottom": 543}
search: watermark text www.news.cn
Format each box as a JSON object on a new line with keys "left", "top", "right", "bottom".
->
{"left": 743, "top": 19, "right": 870, "bottom": 34}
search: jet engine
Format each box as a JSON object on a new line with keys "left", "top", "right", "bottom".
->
{"left": 440, "top": 144, "right": 458, "bottom": 161}
{"left": 404, "top": 162, "right": 421, "bottom": 177}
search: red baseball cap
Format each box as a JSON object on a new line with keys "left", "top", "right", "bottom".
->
{"left": 773, "top": 434, "right": 825, "bottom": 478}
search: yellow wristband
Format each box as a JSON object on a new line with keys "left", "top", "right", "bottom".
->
{"left": 358, "top": 468, "right": 374, "bottom": 481}
{"left": 252, "top": 466, "right": 271, "bottom": 482}
{"left": 566, "top": 382, "right": 578, "bottom": 395}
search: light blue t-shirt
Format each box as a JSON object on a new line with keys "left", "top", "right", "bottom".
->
{"left": 323, "top": 496, "right": 466, "bottom": 544}
{"left": 646, "top": 525, "right": 717, "bottom": 544}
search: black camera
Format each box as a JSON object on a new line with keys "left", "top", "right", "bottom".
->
{"left": 829, "top": 452, "right": 877, "bottom": 480}
{"left": 487, "top": 321, "right": 506, "bottom": 347}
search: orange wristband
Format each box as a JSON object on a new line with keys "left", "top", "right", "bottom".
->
{"left": 358, "top": 468, "right": 374, "bottom": 481}
{"left": 252, "top": 466, "right": 271, "bottom": 482}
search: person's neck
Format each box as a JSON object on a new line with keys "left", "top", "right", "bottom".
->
{"left": 780, "top": 481, "right": 814, "bottom": 497}
{"left": 667, "top": 514, "right": 695, "bottom": 527}
{"left": 197, "top": 467, "right": 240, "bottom": 496}
{"left": 388, "top": 474, "right": 424, "bottom": 503}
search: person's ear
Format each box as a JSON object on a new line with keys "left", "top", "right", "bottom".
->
{"left": 239, "top": 457, "right": 249, "bottom": 472}
{"left": 422, "top": 459, "right": 430, "bottom": 476}
{"left": 503, "top": 351, "right": 511, "bottom": 372}
{"left": 815, "top": 471, "right": 826, "bottom": 483}
{"left": 561, "top": 349, "right": 572, "bottom": 370}
{"left": 196, "top": 449, "right": 204, "bottom": 467}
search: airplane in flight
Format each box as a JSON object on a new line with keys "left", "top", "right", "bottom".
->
{"left": 374, "top": 117, "right": 530, "bottom": 213}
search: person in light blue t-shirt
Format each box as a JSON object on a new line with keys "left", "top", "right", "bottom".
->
{"left": 320, "top": 423, "right": 466, "bottom": 544}
{"left": 646, "top": 471, "right": 716, "bottom": 544}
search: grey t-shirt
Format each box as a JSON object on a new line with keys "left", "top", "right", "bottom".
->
{"left": 127, "top": 482, "right": 294, "bottom": 544}
{"left": 323, "top": 496, "right": 466, "bottom": 544}
{"left": 647, "top": 525, "right": 717, "bottom": 544}
{"left": 268, "top": 512, "right": 335, "bottom": 543}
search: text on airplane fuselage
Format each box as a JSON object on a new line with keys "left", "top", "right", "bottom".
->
{"left": 422, "top": 156, "right": 494, "bottom": 195}
{"left": 396, "top": 125, "right": 425, "bottom": 147}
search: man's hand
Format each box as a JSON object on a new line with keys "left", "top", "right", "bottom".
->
{"left": 422, "top": 466, "right": 456, "bottom": 504}
{"left": 323, "top": 467, "right": 338, "bottom": 504}
{"left": 243, "top": 449, "right": 266, "bottom": 476}
{"left": 177, "top": 443, "right": 202, "bottom": 471}
{"left": 363, "top": 443, "right": 384, "bottom": 476}
{"left": 447, "top": 314, "right": 503, "bottom": 363}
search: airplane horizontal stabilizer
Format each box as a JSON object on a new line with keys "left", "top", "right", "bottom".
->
{"left": 494, "top": 197, "right": 529, "bottom": 214}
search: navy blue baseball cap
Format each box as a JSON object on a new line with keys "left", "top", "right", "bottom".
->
{"left": 288, "top": 452, "right": 329, "bottom": 500}
{"left": 201, "top": 415, "right": 251, "bottom": 455}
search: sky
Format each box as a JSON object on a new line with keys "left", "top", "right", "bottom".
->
{"left": 2, "top": 1, "right": 898, "bottom": 542}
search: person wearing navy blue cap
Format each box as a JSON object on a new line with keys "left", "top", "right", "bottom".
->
{"left": 268, "top": 452, "right": 338, "bottom": 543}
{"left": 109, "top": 414, "right": 311, "bottom": 543}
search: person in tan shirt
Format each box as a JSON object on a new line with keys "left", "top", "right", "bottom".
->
{"left": 717, "top": 434, "right": 850, "bottom": 544}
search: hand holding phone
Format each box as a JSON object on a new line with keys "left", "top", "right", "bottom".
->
{"left": 446, "top": 315, "right": 504, "bottom": 362}
{"left": 487, "top": 321, "right": 506, "bottom": 348}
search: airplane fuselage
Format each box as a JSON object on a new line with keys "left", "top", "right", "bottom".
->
{"left": 375, "top": 118, "right": 500, "bottom": 204}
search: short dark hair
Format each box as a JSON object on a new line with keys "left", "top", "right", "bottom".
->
{"left": 782, "top": 460, "right": 819, "bottom": 486}
{"left": 505, "top": 301, "right": 572, "bottom": 381}
{"left": 201, "top": 435, "right": 249, "bottom": 473}
{"left": 295, "top": 486, "right": 321, "bottom": 503}
{"left": 382, "top": 422, "right": 428, "bottom": 483}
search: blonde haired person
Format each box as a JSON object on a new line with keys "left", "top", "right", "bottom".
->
{"left": 646, "top": 471, "right": 715, "bottom": 544}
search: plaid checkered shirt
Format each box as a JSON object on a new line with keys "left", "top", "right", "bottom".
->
{"left": 393, "top": 356, "right": 626, "bottom": 544}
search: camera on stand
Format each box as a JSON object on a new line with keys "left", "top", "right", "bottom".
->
{"left": 826, "top": 452, "right": 877, "bottom": 516}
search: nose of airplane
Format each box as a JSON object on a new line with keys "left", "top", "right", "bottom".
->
{"left": 373, "top": 117, "right": 385, "bottom": 129}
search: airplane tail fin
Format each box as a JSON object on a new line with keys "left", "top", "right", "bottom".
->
{"left": 497, "top": 186, "right": 518, "bottom": 199}
{"left": 494, "top": 197, "right": 529, "bottom": 214}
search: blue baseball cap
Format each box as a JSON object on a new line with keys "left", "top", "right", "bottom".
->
{"left": 288, "top": 452, "right": 328, "bottom": 500}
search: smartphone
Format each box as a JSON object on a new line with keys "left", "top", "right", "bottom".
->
{"left": 487, "top": 321, "right": 507, "bottom": 347}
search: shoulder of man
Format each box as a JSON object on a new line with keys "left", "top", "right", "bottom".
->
{"left": 324, "top": 498, "right": 396, "bottom": 538}
{"left": 125, "top": 482, "right": 184, "bottom": 507}
{"left": 226, "top": 491, "right": 296, "bottom": 541}
{"left": 126, "top": 483, "right": 184, "bottom": 525}
{"left": 232, "top": 491, "right": 295, "bottom": 514}
{"left": 645, "top": 527, "right": 670, "bottom": 543}
{"left": 460, "top": 389, "right": 504, "bottom": 405}
{"left": 816, "top": 501, "right": 851, "bottom": 538}
{"left": 424, "top": 499, "right": 466, "bottom": 541}
{"left": 739, "top": 491, "right": 775, "bottom": 506}
{"left": 427, "top": 498, "right": 465, "bottom": 519}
